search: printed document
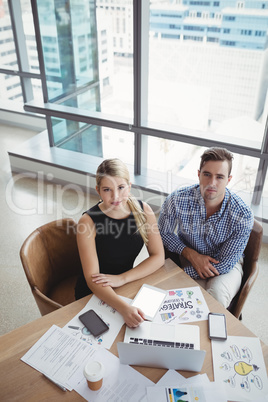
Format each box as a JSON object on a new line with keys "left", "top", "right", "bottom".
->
{"left": 154, "top": 286, "right": 210, "bottom": 324}
{"left": 146, "top": 370, "right": 227, "bottom": 402}
{"left": 72, "top": 347, "right": 154, "bottom": 401}
{"left": 21, "top": 325, "right": 97, "bottom": 391}
{"left": 21, "top": 324, "right": 153, "bottom": 400}
{"left": 212, "top": 335, "right": 268, "bottom": 402}
{"left": 63, "top": 294, "right": 129, "bottom": 349}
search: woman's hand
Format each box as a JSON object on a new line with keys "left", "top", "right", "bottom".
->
{"left": 121, "top": 305, "right": 145, "bottom": 328}
{"left": 91, "top": 273, "right": 125, "bottom": 288}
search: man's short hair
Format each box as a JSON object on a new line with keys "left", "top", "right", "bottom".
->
{"left": 200, "top": 147, "right": 233, "bottom": 176}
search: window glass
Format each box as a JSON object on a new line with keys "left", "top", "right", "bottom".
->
{"left": 53, "top": 118, "right": 103, "bottom": 156}
{"left": 0, "top": 1, "right": 18, "bottom": 70}
{"left": 96, "top": 1, "right": 133, "bottom": 119}
{"left": 228, "top": 153, "right": 259, "bottom": 200}
{"left": 142, "top": 137, "right": 258, "bottom": 200}
{"left": 101, "top": 126, "right": 134, "bottom": 164}
{"left": 22, "top": 0, "right": 40, "bottom": 74}
{"left": 0, "top": 74, "right": 22, "bottom": 101}
{"left": 36, "top": 0, "right": 99, "bottom": 104}
{"left": 53, "top": 118, "right": 134, "bottom": 164}
{"left": 261, "top": 172, "right": 268, "bottom": 199}
{"left": 36, "top": 0, "right": 103, "bottom": 151}
{"left": 0, "top": 0, "right": 42, "bottom": 103}
{"left": 35, "top": 0, "right": 133, "bottom": 160}
{"left": 146, "top": 0, "right": 268, "bottom": 150}
{"left": 35, "top": 0, "right": 133, "bottom": 117}
{"left": 31, "top": 78, "right": 43, "bottom": 101}
{"left": 61, "top": 86, "right": 100, "bottom": 112}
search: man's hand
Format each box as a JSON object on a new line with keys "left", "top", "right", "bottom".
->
{"left": 182, "top": 247, "right": 219, "bottom": 279}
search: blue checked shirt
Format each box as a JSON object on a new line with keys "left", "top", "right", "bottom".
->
{"left": 158, "top": 184, "right": 254, "bottom": 279}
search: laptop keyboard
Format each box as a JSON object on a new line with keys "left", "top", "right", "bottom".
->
{"left": 129, "top": 338, "right": 194, "bottom": 349}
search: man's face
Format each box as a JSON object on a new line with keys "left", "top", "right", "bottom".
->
{"left": 198, "top": 160, "right": 232, "bottom": 203}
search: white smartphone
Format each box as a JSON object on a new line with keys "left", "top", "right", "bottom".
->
{"left": 208, "top": 312, "right": 227, "bottom": 340}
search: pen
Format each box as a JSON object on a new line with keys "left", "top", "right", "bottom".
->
{"left": 179, "top": 310, "right": 187, "bottom": 318}
{"left": 43, "top": 374, "right": 67, "bottom": 392}
{"left": 68, "top": 325, "right": 80, "bottom": 330}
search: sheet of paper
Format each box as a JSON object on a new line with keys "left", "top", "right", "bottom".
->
{"left": 146, "top": 382, "right": 227, "bottom": 402}
{"left": 72, "top": 347, "right": 154, "bottom": 401}
{"left": 63, "top": 294, "right": 130, "bottom": 349}
{"left": 21, "top": 325, "right": 98, "bottom": 391}
{"left": 146, "top": 369, "right": 227, "bottom": 402}
{"left": 156, "top": 370, "right": 211, "bottom": 388}
{"left": 254, "top": 394, "right": 268, "bottom": 401}
{"left": 156, "top": 369, "right": 186, "bottom": 386}
{"left": 212, "top": 335, "right": 268, "bottom": 402}
{"left": 154, "top": 286, "right": 210, "bottom": 324}
{"left": 140, "top": 371, "right": 201, "bottom": 402}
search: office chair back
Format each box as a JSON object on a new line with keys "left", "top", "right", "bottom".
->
{"left": 228, "top": 219, "right": 262, "bottom": 319}
{"left": 20, "top": 218, "right": 83, "bottom": 316}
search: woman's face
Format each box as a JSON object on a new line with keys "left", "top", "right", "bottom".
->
{"left": 96, "top": 175, "right": 131, "bottom": 212}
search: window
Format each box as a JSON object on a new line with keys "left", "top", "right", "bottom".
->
{"left": 221, "top": 40, "right": 236, "bottom": 46}
{"left": 207, "top": 37, "right": 219, "bottom": 42}
{"left": 145, "top": 0, "right": 268, "bottom": 204}
{"left": 0, "top": 0, "right": 41, "bottom": 104}
{"left": 184, "top": 25, "right": 205, "bottom": 31}
{"left": 241, "top": 30, "right": 252, "bottom": 35}
{"left": 1, "top": 0, "right": 268, "bottom": 219}
{"left": 223, "top": 16, "right": 236, "bottom": 21}
{"left": 208, "top": 27, "right": 220, "bottom": 32}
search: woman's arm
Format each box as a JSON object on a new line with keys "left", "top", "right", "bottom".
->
{"left": 76, "top": 214, "right": 145, "bottom": 327}
{"left": 121, "top": 202, "right": 165, "bottom": 282}
{"left": 91, "top": 202, "right": 165, "bottom": 287}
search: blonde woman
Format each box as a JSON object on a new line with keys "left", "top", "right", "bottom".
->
{"left": 75, "top": 158, "right": 165, "bottom": 327}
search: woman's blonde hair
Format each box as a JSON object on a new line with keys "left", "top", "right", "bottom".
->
{"left": 96, "top": 158, "right": 148, "bottom": 245}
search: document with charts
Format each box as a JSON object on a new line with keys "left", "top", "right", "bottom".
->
{"left": 154, "top": 286, "right": 210, "bottom": 324}
{"left": 146, "top": 370, "right": 227, "bottom": 402}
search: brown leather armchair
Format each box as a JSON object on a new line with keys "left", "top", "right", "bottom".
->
{"left": 20, "top": 218, "right": 83, "bottom": 316}
{"left": 228, "top": 219, "right": 263, "bottom": 319}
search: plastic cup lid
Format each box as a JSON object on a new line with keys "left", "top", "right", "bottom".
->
{"left": 84, "top": 360, "right": 104, "bottom": 382}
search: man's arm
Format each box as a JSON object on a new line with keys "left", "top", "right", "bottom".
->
{"left": 159, "top": 208, "right": 219, "bottom": 280}
{"left": 158, "top": 194, "right": 187, "bottom": 255}
{"left": 183, "top": 213, "right": 254, "bottom": 279}
{"left": 181, "top": 247, "right": 219, "bottom": 279}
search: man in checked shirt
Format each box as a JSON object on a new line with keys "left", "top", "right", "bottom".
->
{"left": 158, "top": 147, "right": 254, "bottom": 308}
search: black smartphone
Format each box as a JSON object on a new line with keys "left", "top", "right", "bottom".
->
{"left": 79, "top": 309, "right": 109, "bottom": 337}
{"left": 208, "top": 312, "right": 227, "bottom": 340}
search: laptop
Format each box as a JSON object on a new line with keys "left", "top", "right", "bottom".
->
{"left": 117, "top": 321, "right": 206, "bottom": 371}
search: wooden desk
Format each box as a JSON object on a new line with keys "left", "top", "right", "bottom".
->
{"left": 0, "top": 259, "right": 267, "bottom": 401}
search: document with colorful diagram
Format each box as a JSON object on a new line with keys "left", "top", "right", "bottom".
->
{"left": 154, "top": 286, "right": 210, "bottom": 324}
{"left": 211, "top": 335, "right": 268, "bottom": 402}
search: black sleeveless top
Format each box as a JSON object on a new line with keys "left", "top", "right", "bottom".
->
{"left": 75, "top": 201, "right": 144, "bottom": 300}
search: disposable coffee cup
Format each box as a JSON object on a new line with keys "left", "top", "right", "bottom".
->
{"left": 83, "top": 360, "right": 104, "bottom": 391}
